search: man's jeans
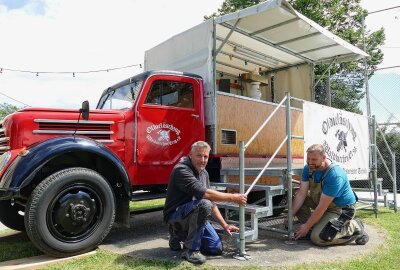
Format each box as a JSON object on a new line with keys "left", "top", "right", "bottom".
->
{"left": 167, "top": 199, "right": 223, "bottom": 254}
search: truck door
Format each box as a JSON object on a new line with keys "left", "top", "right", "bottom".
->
{"left": 136, "top": 75, "right": 205, "bottom": 185}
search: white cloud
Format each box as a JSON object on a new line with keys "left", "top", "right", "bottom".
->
{"left": 361, "top": 0, "right": 400, "bottom": 71}
{"left": 1, "top": 0, "right": 398, "bottom": 111}
{"left": 0, "top": 0, "right": 224, "bottom": 108}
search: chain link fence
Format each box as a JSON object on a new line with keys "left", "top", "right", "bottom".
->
{"left": 314, "top": 67, "right": 400, "bottom": 210}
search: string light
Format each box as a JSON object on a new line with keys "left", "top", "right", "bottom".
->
{"left": 0, "top": 63, "right": 143, "bottom": 77}
{"left": 0, "top": 91, "right": 31, "bottom": 107}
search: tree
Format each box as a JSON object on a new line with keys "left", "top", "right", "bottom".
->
{"left": 0, "top": 103, "right": 19, "bottom": 119}
{"left": 204, "top": 0, "right": 263, "bottom": 19}
{"left": 206, "top": 0, "right": 385, "bottom": 112}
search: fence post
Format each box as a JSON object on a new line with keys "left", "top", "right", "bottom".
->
{"left": 239, "top": 141, "right": 246, "bottom": 256}
{"left": 372, "top": 116, "right": 379, "bottom": 217}
{"left": 392, "top": 152, "right": 397, "bottom": 213}
{"left": 285, "top": 92, "right": 294, "bottom": 239}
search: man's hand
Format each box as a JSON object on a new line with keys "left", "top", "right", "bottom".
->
{"left": 231, "top": 193, "right": 247, "bottom": 206}
{"left": 223, "top": 224, "right": 239, "bottom": 237}
{"left": 294, "top": 223, "right": 311, "bottom": 240}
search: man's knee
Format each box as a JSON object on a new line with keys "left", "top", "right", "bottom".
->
{"left": 197, "top": 199, "right": 213, "bottom": 218}
{"left": 310, "top": 229, "right": 327, "bottom": 246}
{"left": 200, "top": 236, "right": 223, "bottom": 256}
{"left": 310, "top": 221, "right": 339, "bottom": 246}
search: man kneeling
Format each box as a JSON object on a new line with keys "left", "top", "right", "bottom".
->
{"left": 291, "top": 144, "right": 369, "bottom": 246}
{"left": 163, "top": 141, "right": 247, "bottom": 264}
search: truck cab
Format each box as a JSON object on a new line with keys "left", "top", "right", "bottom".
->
{"left": 0, "top": 70, "right": 205, "bottom": 257}
{"left": 96, "top": 71, "right": 205, "bottom": 188}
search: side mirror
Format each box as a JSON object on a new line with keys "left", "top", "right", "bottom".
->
{"left": 80, "top": 100, "right": 90, "bottom": 120}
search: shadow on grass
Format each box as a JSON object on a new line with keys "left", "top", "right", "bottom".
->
{"left": 0, "top": 231, "right": 42, "bottom": 262}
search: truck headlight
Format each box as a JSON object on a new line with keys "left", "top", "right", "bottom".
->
{"left": 0, "top": 151, "right": 11, "bottom": 173}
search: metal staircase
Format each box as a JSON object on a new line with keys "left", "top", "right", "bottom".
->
{"left": 213, "top": 92, "right": 304, "bottom": 258}
{"left": 212, "top": 167, "right": 302, "bottom": 244}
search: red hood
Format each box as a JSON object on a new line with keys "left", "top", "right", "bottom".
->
{"left": 20, "top": 107, "right": 125, "bottom": 116}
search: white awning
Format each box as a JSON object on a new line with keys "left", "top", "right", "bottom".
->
{"left": 214, "top": 0, "right": 368, "bottom": 74}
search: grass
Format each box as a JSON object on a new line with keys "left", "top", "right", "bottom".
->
{"left": 0, "top": 230, "right": 42, "bottom": 262}
{"left": 1, "top": 203, "right": 398, "bottom": 269}
{"left": 130, "top": 198, "right": 165, "bottom": 212}
{"left": 0, "top": 199, "right": 166, "bottom": 263}
{"left": 41, "top": 249, "right": 183, "bottom": 270}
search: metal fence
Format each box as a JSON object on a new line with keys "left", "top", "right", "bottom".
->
{"left": 314, "top": 67, "right": 400, "bottom": 211}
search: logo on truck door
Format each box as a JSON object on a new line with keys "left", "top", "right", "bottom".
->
{"left": 146, "top": 123, "right": 181, "bottom": 146}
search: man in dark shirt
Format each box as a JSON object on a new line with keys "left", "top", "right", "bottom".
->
{"left": 163, "top": 141, "right": 247, "bottom": 264}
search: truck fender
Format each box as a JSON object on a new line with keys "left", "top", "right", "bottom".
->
{"left": 3, "top": 136, "right": 131, "bottom": 200}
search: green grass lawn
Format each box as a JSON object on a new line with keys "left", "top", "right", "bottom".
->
{"left": 0, "top": 230, "right": 42, "bottom": 262}
{"left": 1, "top": 204, "right": 398, "bottom": 269}
{"left": 130, "top": 198, "right": 165, "bottom": 212}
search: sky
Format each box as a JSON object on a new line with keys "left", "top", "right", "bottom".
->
{"left": 0, "top": 0, "right": 399, "bottom": 124}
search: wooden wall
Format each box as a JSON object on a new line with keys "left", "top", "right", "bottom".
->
{"left": 216, "top": 93, "right": 304, "bottom": 157}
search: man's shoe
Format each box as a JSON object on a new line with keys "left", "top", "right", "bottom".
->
{"left": 181, "top": 249, "right": 206, "bottom": 264}
{"left": 169, "top": 238, "right": 182, "bottom": 251}
{"left": 354, "top": 218, "right": 369, "bottom": 245}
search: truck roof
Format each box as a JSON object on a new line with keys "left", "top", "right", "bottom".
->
{"left": 107, "top": 70, "right": 203, "bottom": 91}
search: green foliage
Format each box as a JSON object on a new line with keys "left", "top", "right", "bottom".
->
{"left": 287, "top": 0, "right": 384, "bottom": 111}
{"left": 0, "top": 103, "right": 19, "bottom": 119}
{"left": 204, "top": 0, "right": 263, "bottom": 19}
{"left": 206, "top": 0, "right": 385, "bottom": 112}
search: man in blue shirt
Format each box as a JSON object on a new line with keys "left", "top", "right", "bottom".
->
{"left": 291, "top": 144, "right": 369, "bottom": 246}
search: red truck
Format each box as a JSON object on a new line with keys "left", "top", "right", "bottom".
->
{"left": 0, "top": 69, "right": 300, "bottom": 257}
{"left": 0, "top": 1, "right": 366, "bottom": 257}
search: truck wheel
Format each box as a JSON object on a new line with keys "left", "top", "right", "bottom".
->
{"left": 0, "top": 200, "right": 25, "bottom": 231}
{"left": 25, "top": 167, "right": 115, "bottom": 257}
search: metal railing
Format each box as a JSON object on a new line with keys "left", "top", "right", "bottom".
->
{"left": 237, "top": 92, "right": 302, "bottom": 257}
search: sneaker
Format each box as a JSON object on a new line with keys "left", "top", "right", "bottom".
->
{"left": 354, "top": 218, "right": 369, "bottom": 245}
{"left": 169, "top": 238, "right": 182, "bottom": 251}
{"left": 181, "top": 249, "right": 206, "bottom": 264}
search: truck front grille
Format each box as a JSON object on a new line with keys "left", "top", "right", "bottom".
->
{"left": 0, "top": 120, "right": 10, "bottom": 154}
{"left": 33, "top": 119, "right": 115, "bottom": 143}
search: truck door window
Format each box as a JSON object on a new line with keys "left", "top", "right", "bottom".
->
{"left": 145, "top": 80, "right": 194, "bottom": 108}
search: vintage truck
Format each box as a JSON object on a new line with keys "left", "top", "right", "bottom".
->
{"left": 0, "top": 0, "right": 366, "bottom": 257}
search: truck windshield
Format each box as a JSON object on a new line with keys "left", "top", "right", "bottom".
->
{"left": 97, "top": 80, "right": 143, "bottom": 110}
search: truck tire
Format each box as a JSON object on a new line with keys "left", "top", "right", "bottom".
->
{"left": 25, "top": 167, "right": 115, "bottom": 257}
{"left": 0, "top": 200, "right": 25, "bottom": 231}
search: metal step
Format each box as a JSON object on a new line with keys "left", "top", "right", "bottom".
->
{"left": 216, "top": 201, "right": 271, "bottom": 217}
{"left": 211, "top": 182, "right": 286, "bottom": 196}
{"left": 216, "top": 201, "right": 273, "bottom": 242}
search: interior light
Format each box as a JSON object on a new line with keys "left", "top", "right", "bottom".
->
{"left": 234, "top": 47, "right": 279, "bottom": 66}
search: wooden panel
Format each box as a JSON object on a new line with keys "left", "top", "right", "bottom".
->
{"left": 216, "top": 94, "right": 304, "bottom": 157}
{"left": 227, "top": 175, "right": 301, "bottom": 186}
